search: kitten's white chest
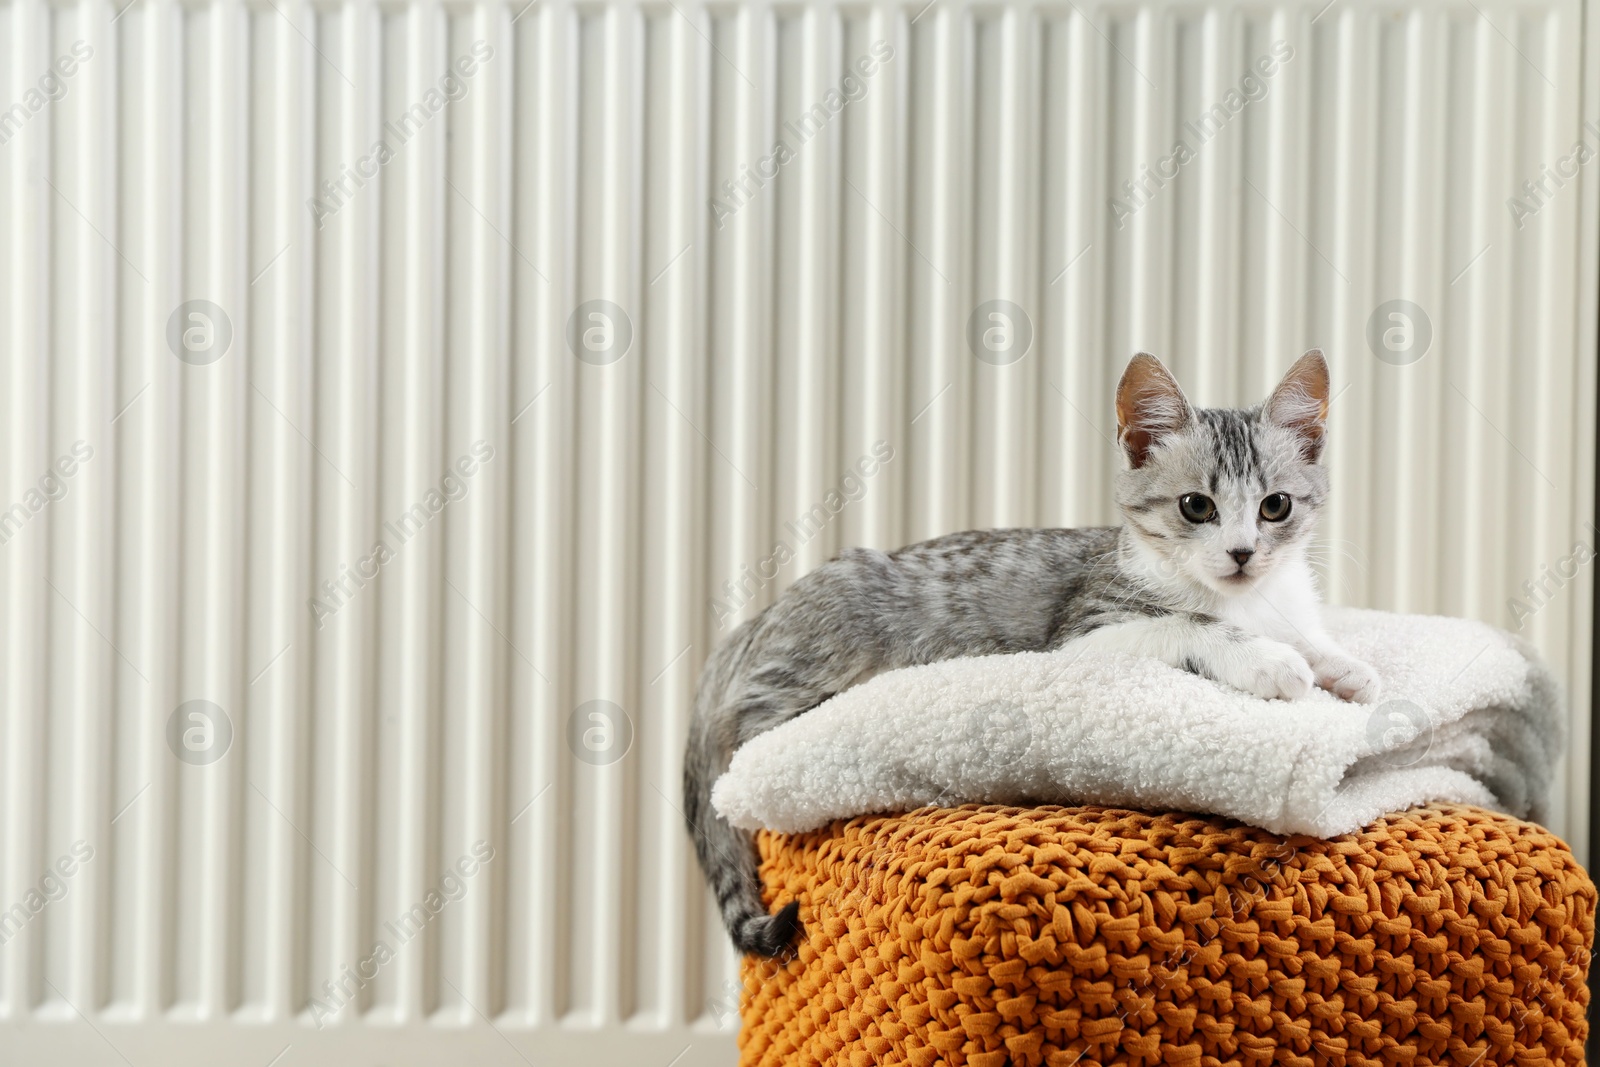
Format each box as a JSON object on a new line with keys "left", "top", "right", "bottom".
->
{"left": 1212, "top": 564, "right": 1323, "bottom": 643}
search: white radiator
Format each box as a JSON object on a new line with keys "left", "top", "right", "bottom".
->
{"left": 0, "top": 0, "right": 1594, "bottom": 1063}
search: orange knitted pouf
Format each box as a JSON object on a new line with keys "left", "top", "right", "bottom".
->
{"left": 738, "top": 805, "right": 1594, "bottom": 1067}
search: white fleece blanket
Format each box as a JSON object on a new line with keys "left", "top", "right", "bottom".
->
{"left": 712, "top": 608, "right": 1562, "bottom": 838}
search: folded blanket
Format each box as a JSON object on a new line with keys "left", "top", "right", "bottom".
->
{"left": 712, "top": 608, "right": 1562, "bottom": 838}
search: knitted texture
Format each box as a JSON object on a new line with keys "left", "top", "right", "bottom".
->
{"left": 738, "top": 805, "right": 1593, "bottom": 1067}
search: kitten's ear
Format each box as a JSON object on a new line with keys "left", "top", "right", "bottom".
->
{"left": 1266, "top": 348, "right": 1331, "bottom": 462}
{"left": 1115, "top": 353, "right": 1193, "bottom": 469}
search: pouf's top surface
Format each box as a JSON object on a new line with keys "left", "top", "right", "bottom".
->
{"left": 740, "top": 804, "right": 1594, "bottom": 1067}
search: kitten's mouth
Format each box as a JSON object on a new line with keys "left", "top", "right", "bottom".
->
{"left": 1220, "top": 570, "right": 1253, "bottom": 584}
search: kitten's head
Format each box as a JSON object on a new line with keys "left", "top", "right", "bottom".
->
{"left": 1112, "top": 350, "right": 1330, "bottom": 596}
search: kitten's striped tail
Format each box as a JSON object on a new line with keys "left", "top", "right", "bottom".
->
{"left": 682, "top": 621, "right": 804, "bottom": 958}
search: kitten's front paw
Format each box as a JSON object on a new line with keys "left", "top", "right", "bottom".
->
{"left": 1229, "top": 638, "right": 1315, "bottom": 702}
{"left": 1314, "top": 653, "right": 1382, "bottom": 704}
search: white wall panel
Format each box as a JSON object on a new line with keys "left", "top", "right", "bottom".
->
{"left": 0, "top": 0, "right": 1594, "bottom": 1063}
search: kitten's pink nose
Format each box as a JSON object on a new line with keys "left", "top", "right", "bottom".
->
{"left": 1229, "top": 548, "right": 1254, "bottom": 566}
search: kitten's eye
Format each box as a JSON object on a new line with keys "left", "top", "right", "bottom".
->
{"left": 1178, "top": 493, "right": 1216, "bottom": 523}
{"left": 1260, "top": 493, "right": 1292, "bottom": 522}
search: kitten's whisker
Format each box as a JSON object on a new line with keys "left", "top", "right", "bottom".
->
{"left": 1303, "top": 544, "right": 1368, "bottom": 574}
{"left": 1311, "top": 538, "right": 1371, "bottom": 572}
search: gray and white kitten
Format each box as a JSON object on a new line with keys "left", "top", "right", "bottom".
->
{"left": 684, "top": 349, "right": 1379, "bottom": 957}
